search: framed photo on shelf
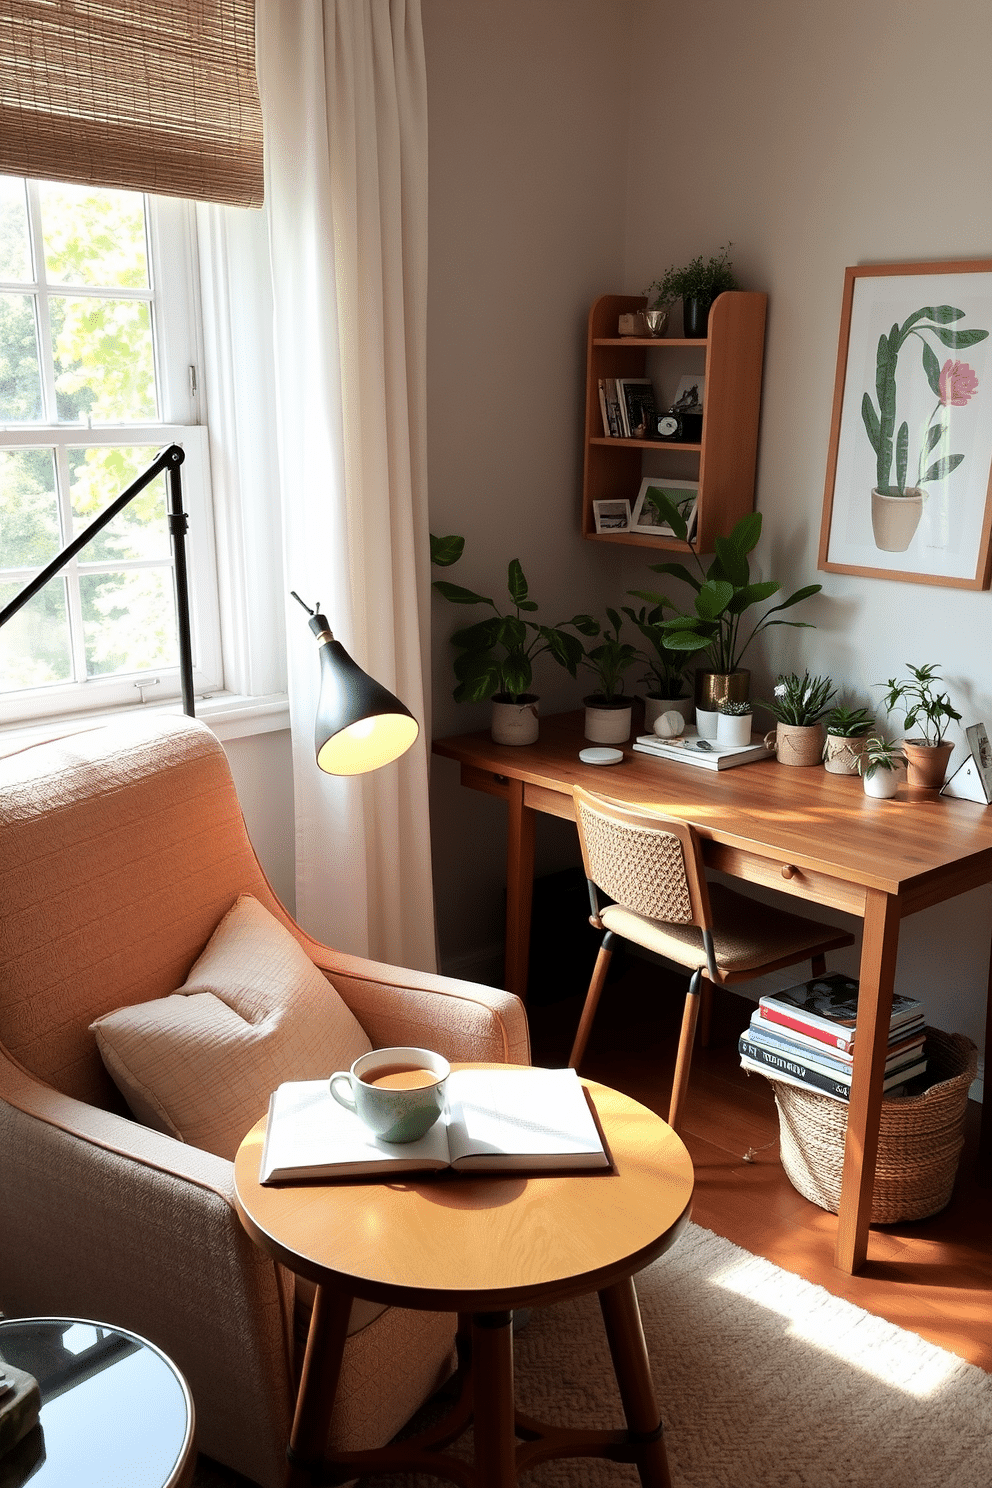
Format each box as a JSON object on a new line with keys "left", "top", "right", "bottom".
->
{"left": 818, "top": 258, "right": 992, "bottom": 589}
{"left": 673, "top": 375, "right": 704, "bottom": 412}
{"left": 592, "top": 498, "right": 632, "bottom": 534}
{"left": 630, "top": 478, "right": 697, "bottom": 539}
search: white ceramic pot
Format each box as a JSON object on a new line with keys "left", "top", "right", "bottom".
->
{"left": 695, "top": 707, "right": 720, "bottom": 740}
{"left": 717, "top": 711, "right": 753, "bottom": 747}
{"left": 490, "top": 695, "right": 539, "bottom": 746}
{"left": 643, "top": 695, "right": 690, "bottom": 733}
{"left": 864, "top": 766, "right": 901, "bottom": 799}
{"left": 583, "top": 699, "right": 632, "bottom": 745}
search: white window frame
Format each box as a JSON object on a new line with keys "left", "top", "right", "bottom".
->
{"left": 0, "top": 185, "right": 225, "bottom": 725}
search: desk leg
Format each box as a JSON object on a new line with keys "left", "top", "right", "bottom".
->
{"left": 284, "top": 1284, "right": 352, "bottom": 1488}
{"left": 979, "top": 935, "right": 992, "bottom": 1181}
{"left": 504, "top": 777, "right": 536, "bottom": 1001}
{"left": 599, "top": 1277, "right": 672, "bottom": 1488}
{"left": 835, "top": 886, "right": 900, "bottom": 1274}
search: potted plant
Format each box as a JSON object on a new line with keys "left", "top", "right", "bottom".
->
{"left": 621, "top": 601, "right": 704, "bottom": 732}
{"left": 431, "top": 534, "right": 590, "bottom": 745}
{"left": 578, "top": 608, "right": 642, "bottom": 743}
{"left": 628, "top": 500, "right": 821, "bottom": 732}
{"left": 878, "top": 662, "right": 961, "bottom": 787}
{"left": 857, "top": 736, "right": 908, "bottom": 799}
{"left": 860, "top": 305, "right": 988, "bottom": 552}
{"left": 822, "top": 704, "right": 875, "bottom": 776}
{"left": 762, "top": 672, "right": 835, "bottom": 767}
{"left": 716, "top": 697, "right": 753, "bottom": 748}
{"left": 645, "top": 243, "right": 738, "bottom": 338}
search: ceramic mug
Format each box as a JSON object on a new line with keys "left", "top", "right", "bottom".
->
{"left": 329, "top": 1046, "right": 450, "bottom": 1143}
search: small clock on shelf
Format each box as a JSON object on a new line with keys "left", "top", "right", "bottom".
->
{"left": 655, "top": 410, "right": 683, "bottom": 442}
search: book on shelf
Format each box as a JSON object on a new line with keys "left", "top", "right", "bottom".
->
{"left": 632, "top": 730, "right": 774, "bottom": 771}
{"left": 745, "top": 1009, "right": 925, "bottom": 1072}
{"left": 616, "top": 377, "right": 656, "bottom": 439}
{"left": 757, "top": 973, "right": 925, "bottom": 1052}
{"left": 259, "top": 1066, "right": 610, "bottom": 1184}
{"left": 738, "top": 1037, "right": 928, "bottom": 1102}
{"left": 597, "top": 379, "right": 622, "bottom": 438}
{"left": 741, "top": 1023, "right": 926, "bottom": 1084}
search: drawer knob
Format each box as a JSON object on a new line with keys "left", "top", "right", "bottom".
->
{"left": 781, "top": 863, "right": 797, "bottom": 880}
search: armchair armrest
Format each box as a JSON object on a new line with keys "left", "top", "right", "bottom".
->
{"left": 301, "top": 941, "right": 531, "bottom": 1066}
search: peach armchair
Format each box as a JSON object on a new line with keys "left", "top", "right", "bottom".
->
{"left": 0, "top": 715, "right": 529, "bottom": 1487}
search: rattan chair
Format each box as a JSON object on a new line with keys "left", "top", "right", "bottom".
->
{"left": 568, "top": 787, "right": 854, "bottom": 1133}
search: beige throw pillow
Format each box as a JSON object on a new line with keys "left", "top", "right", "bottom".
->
{"left": 91, "top": 894, "right": 372, "bottom": 1160}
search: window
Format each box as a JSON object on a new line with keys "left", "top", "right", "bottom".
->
{"left": 0, "top": 176, "right": 222, "bottom": 722}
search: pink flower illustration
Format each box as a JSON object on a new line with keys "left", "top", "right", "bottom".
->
{"left": 939, "top": 359, "right": 979, "bottom": 406}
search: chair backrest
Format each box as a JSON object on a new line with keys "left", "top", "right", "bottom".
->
{"left": 0, "top": 716, "right": 297, "bottom": 1110}
{"left": 572, "top": 787, "right": 713, "bottom": 928}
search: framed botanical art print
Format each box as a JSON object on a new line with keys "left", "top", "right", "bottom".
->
{"left": 818, "top": 258, "right": 992, "bottom": 589}
{"left": 631, "top": 478, "right": 698, "bottom": 539}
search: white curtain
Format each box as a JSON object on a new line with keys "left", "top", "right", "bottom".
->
{"left": 253, "top": 0, "right": 436, "bottom": 970}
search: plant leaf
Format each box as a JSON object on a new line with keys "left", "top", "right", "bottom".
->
{"left": 644, "top": 487, "right": 688, "bottom": 539}
{"left": 507, "top": 558, "right": 529, "bottom": 608}
{"left": 724, "top": 580, "right": 779, "bottom": 616}
{"left": 567, "top": 612, "right": 601, "bottom": 637}
{"left": 925, "top": 420, "right": 945, "bottom": 454}
{"left": 896, "top": 421, "right": 909, "bottom": 494}
{"left": 921, "top": 453, "right": 965, "bottom": 483}
{"left": 861, "top": 393, "right": 881, "bottom": 454}
{"left": 694, "top": 579, "right": 735, "bottom": 620}
{"left": 926, "top": 326, "right": 990, "bottom": 349}
{"left": 430, "top": 533, "right": 464, "bottom": 567}
{"left": 542, "top": 628, "right": 583, "bottom": 675}
{"left": 647, "top": 561, "right": 702, "bottom": 593}
{"left": 433, "top": 579, "right": 492, "bottom": 606}
{"left": 921, "top": 340, "right": 942, "bottom": 398}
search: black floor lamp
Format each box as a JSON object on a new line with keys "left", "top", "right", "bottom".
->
{"left": 0, "top": 442, "right": 196, "bottom": 717}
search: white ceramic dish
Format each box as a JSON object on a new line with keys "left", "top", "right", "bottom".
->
{"left": 578, "top": 747, "right": 624, "bottom": 766}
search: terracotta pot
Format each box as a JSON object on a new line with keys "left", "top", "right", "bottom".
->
{"left": 903, "top": 738, "right": 954, "bottom": 789}
{"left": 693, "top": 668, "right": 750, "bottom": 712}
{"left": 823, "top": 733, "right": 868, "bottom": 776}
{"left": 643, "top": 695, "right": 690, "bottom": 732}
{"left": 770, "top": 721, "right": 824, "bottom": 767}
{"left": 871, "top": 487, "right": 926, "bottom": 552}
{"left": 583, "top": 697, "right": 632, "bottom": 745}
{"left": 490, "top": 694, "right": 538, "bottom": 746}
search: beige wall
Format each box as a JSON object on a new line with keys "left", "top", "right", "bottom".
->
{"left": 424, "top": 0, "right": 992, "bottom": 1059}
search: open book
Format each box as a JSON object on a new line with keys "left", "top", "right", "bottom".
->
{"left": 259, "top": 1066, "right": 610, "bottom": 1183}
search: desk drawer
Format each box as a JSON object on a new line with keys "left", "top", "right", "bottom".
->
{"left": 706, "top": 843, "right": 867, "bottom": 917}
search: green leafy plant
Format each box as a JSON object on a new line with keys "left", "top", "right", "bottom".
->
{"left": 824, "top": 704, "right": 875, "bottom": 738}
{"left": 430, "top": 534, "right": 592, "bottom": 703}
{"left": 861, "top": 305, "right": 988, "bottom": 497}
{"left": 763, "top": 672, "right": 835, "bottom": 726}
{"left": 857, "top": 736, "right": 908, "bottom": 779}
{"left": 719, "top": 697, "right": 752, "bottom": 716}
{"left": 878, "top": 662, "right": 962, "bottom": 746}
{"left": 646, "top": 244, "right": 737, "bottom": 308}
{"left": 628, "top": 502, "right": 821, "bottom": 674}
{"left": 620, "top": 601, "right": 705, "bottom": 699}
{"left": 579, "top": 609, "right": 642, "bottom": 703}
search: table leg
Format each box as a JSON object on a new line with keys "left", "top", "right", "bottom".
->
{"left": 835, "top": 886, "right": 900, "bottom": 1274}
{"left": 504, "top": 777, "right": 536, "bottom": 1001}
{"left": 598, "top": 1277, "right": 672, "bottom": 1488}
{"left": 979, "top": 934, "right": 992, "bottom": 1182}
{"left": 471, "top": 1311, "right": 517, "bottom": 1487}
{"left": 284, "top": 1284, "right": 352, "bottom": 1488}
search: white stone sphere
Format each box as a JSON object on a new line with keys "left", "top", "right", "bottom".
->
{"left": 653, "top": 709, "right": 685, "bottom": 738}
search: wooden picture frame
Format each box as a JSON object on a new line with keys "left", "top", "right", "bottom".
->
{"left": 631, "top": 478, "right": 698, "bottom": 538}
{"left": 818, "top": 258, "right": 992, "bottom": 589}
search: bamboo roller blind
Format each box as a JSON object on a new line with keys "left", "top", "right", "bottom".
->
{"left": 0, "top": 1, "right": 263, "bottom": 207}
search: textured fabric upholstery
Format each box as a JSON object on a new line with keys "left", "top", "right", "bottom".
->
{"left": 91, "top": 894, "right": 372, "bottom": 1160}
{"left": 0, "top": 716, "right": 531, "bottom": 1488}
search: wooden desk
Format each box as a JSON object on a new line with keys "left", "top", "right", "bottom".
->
{"left": 235, "top": 1075, "right": 694, "bottom": 1488}
{"left": 433, "top": 710, "right": 992, "bottom": 1275}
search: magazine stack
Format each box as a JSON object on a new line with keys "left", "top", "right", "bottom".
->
{"left": 738, "top": 972, "right": 927, "bottom": 1103}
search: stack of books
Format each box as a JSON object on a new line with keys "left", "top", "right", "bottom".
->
{"left": 738, "top": 972, "right": 927, "bottom": 1102}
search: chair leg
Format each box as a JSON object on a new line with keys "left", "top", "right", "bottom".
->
{"left": 667, "top": 971, "right": 703, "bottom": 1135}
{"left": 568, "top": 933, "right": 615, "bottom": 1070}
{"left": 697, "top": 976, "right": 713, "bottom": 1048}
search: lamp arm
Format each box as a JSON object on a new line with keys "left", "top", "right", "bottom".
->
{"left": 0, "top": 442, "right": 195, "bottom": 718}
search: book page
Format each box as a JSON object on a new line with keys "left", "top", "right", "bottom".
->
{"left": 260, "top": 1080, "right": 452, "bottom": 1183}
{"left": 444, "top": 1067, "right": 608, "bottom": 1171}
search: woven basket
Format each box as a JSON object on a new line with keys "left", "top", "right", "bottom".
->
{"left": 772, "top": 1027, "right": 977, "bottom": 1224}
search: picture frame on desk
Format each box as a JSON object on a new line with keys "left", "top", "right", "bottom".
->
{"left": 631, "top": 478, "right": 698, "bottom": 539}
{"left": 592, "top": 498, "right": 632, "bottom": 534}
{"left": 818, "top": 258, "right": 992, "bottom": 590}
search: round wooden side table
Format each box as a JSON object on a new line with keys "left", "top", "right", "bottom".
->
{"left": 0, "top": 1316, "right": 195, "bottom": 1488}
{"left": 234, "top": 1072, "right": 693, "bottom": 1488}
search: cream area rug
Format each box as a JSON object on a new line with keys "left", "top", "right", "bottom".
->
{"left": 193, "top": 1221, "right": 992, "bottom": 1487}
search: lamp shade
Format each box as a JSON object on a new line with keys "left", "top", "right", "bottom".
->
{"left": 308, "top": 612, "right": 419, "bottom": 775}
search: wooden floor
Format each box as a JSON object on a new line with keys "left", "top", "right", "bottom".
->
{"left": 526, "top": 956, "right": 992, "bottom": 1374}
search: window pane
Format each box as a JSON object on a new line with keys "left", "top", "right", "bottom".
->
{"left": 51, "top": 296, "right": 156, "bottom": 422}
{"left": 0, "top": 292, "right": 43, "bottom": 420}
{"left": 80, "top": 568, "right": 177, "bottom": 677}
{"left": 0, "top": 176, "right": 32, "bottom": 281}
{"left": 69, "top": 446, "right": 169, "bottom": 562}
{"left": 0, "top": 448, "right": 60, "bottom": 567}
{"left": 38, "top": 182, "right": 149, "bottom": 289}
{"left": 0, "top": 578, "right": 72, "bottom": 688}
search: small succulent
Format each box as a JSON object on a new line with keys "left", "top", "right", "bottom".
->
{"left": 857, "top": 736, "right": 908, "bottom": 779}
{"left": 719, "top": 697, "right": 753, "bottom": 716}
{"left": 824, "top": 704, "right": 874, "bottom": 738}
